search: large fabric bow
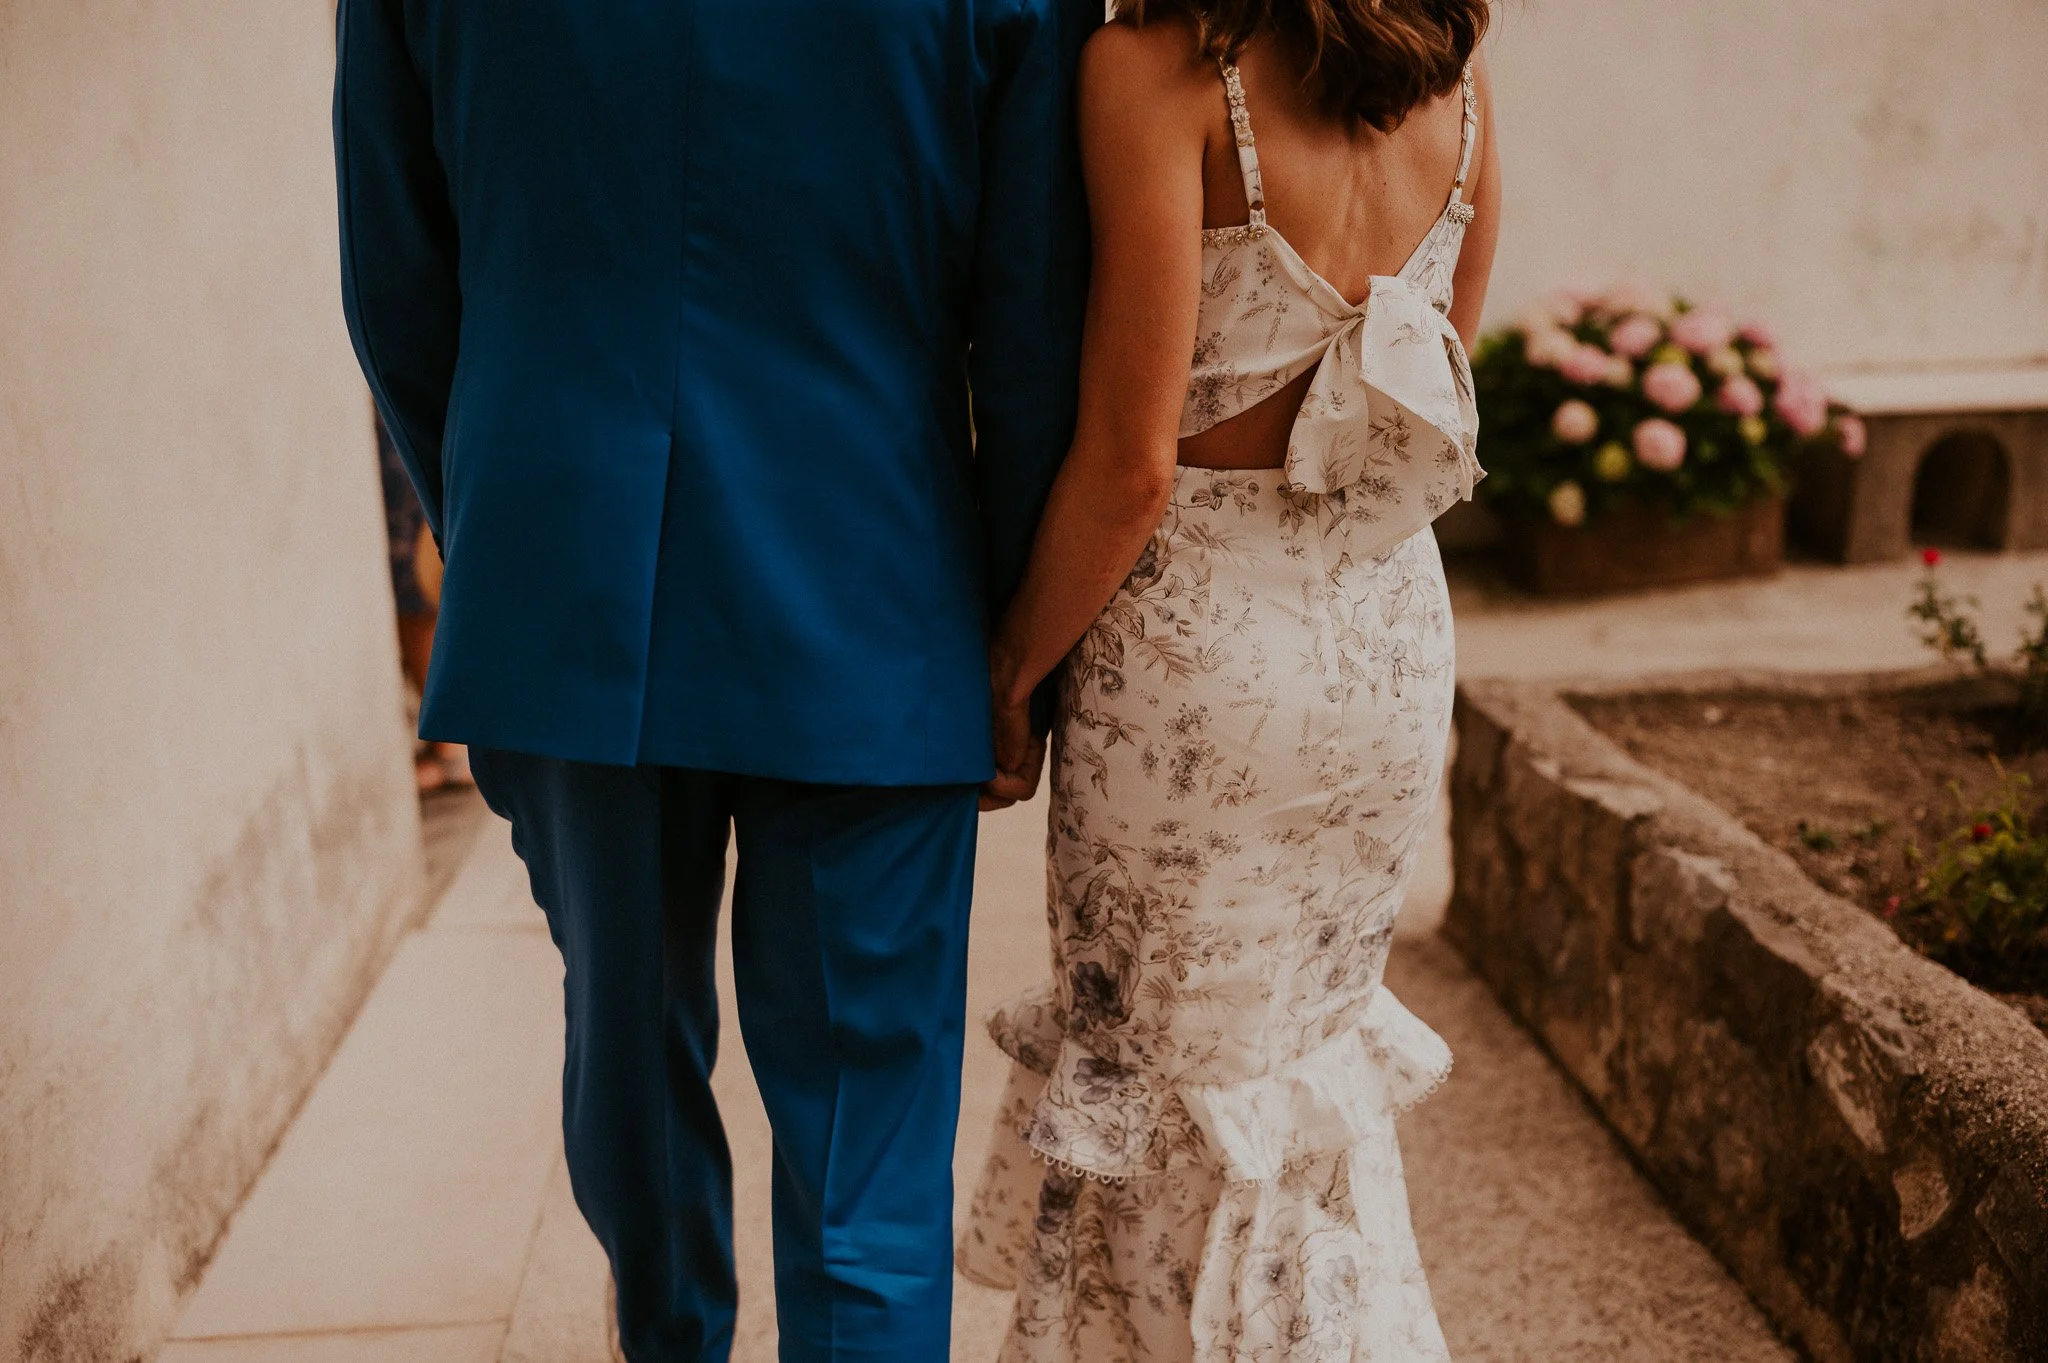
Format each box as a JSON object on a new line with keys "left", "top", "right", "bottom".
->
{"left": 1282, "top": 275, "right": 1483, "bottom": 543}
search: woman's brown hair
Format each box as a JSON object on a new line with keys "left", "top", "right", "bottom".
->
{"left": 1121, "top": 0, "right": 1489, "bottom": 132}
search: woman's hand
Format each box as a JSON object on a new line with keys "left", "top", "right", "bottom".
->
{"left": 976, "top": 23, "right": 1205, "bottom": 820}
{"left": 980, "top": 652, "right": 1047, "bottom": 811}
{"left": 979, "top": 694, "right": 1046, "bottom": 811}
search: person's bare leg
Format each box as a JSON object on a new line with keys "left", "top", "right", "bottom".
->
{"left": 397, "top": 613, "right": 470, "bottom": 790}
{"left": 397, "top": 611, "right": 437, "bottom": 692}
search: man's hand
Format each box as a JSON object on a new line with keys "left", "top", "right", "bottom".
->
{"left": 979, "top": 693, "right": 1046, "bottom": 812}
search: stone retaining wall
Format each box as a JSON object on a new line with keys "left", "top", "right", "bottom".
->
{"left": 1448, "top": 673, "right": 2048, "bottom": 1362}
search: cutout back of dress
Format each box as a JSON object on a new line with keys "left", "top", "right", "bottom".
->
{"left": 1183, "top": 62, "right": 1485, "bottom": 537}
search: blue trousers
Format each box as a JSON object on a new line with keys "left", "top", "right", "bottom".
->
{"left": 469, "top": 750, "right": 979, "bottom": 1363}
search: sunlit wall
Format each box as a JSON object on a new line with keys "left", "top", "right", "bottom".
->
{"left": 1483, "top": 0, "right": 2048, "bottom": 378}
{"left": 0, "top": 3, "right": 423, "bottom": 1358}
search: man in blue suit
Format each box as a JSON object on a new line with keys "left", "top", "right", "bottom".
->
{"left": 334, "top": 2, "right": 1096, "bottom": 1358}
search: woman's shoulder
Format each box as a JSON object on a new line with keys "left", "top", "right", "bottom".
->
{"left": 1079, "top": 12, "right": 1221, "bottom": 159}
{"left": 1081, "top": 12, "right": 1216, "bottom": 110}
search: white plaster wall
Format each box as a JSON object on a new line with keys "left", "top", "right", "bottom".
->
{"left": 0, "top": 3, "right": 424, "bottom": 1359}
{"left": 1483, "top": 0, "right": 2048, "bottom": 378}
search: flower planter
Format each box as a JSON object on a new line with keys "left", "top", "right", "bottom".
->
{"left": 1509, "top": 494, "right": 1784, "bottom": 596}
{"left": 1449, "top": 671, "right": 2048, "bottom": 1360}
{"left": 1469, "top": 287, "right": 1858, "bottom": 587}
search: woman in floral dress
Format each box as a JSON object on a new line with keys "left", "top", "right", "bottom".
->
{"left": 964, "top": 0, "right": 1500, "bottom": 1359}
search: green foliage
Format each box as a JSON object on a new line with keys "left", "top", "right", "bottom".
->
{"left": 1797, "top": 821, "right": 1839, "bottom": 852}
{"left": 1911, "top": 566, "right": 2048, "bottom": 745}
{"left": 2018, "top": 587, "right": 2048, "bottom": 734}
{"left": 1903, "top": 774, "right": 2048, "bottom": 989}
{"left": 1910, "top": 571, "right": 1988, "bottom": 666}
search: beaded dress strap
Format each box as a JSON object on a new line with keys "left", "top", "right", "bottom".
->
{"left": 1447, "top": 64, "right": 1478, "bottom": 222}
{"left": 1219, "top": 62, "right": 1267, "bottom": 233}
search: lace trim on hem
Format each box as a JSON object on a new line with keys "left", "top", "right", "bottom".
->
{"left": 1216, "top": 1054, "right": 1455, "bottom": 1188}
{"left": 1390, "top": 1052, "right": 1455, "bottom": 1116}
{"left": 1019, "top": 1131, "right": 1135, "bottom": 1185}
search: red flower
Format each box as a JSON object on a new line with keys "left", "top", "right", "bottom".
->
{"left": 1972, "top": 822, "right": 1994, "bottom": 842}
{"left": 1882, "top": 895, "right": 1902, "bottom": 918}
{"left": 1921, "top": 548, "right": 1943, "bottom": 568}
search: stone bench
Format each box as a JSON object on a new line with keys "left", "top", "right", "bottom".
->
{"left": 1792, "top": 365, "right": 2048, "bottom": 563}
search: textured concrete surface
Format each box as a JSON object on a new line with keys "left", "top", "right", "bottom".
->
{"left": 1394, "top": 935, "right": 1796, "bottom": 1363}
{"left": 466, "top": 788, "right": 1800, "bottom": 1363}
{"left": 478, "top": 780, "right": 1798, "bottom": 1363}
{"left": 166, "top": 549, "right": 2048, "bottom": 1362}
{"left": 162, "top": 812, "right": 557, "bottom": 1362}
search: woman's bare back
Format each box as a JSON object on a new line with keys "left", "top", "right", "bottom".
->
{"left": 1180, "top": 35, "right": 1498, "bottom": 470}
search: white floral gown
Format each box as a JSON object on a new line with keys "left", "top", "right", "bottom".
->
{"left": 958, "top": 60, "right": 1484, "bottom": 1363}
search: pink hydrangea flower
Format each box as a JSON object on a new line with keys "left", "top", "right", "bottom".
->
{"left": 1560, "top": 343, "right": 1616, "bottom": 387}
{"left": 1773, "top": 369, "right": 1831, "bottom": 437}
{"left": 1524, "top": 327, "right": 1576, "bottom": 369}
{"left": 1633, "top": 418, "right": 1688, "bottom": 472}
{"left": 1837, "top": 413, "right": 1868, "bottom": 458}
{"left": 1643, "top": 360, "right": 1704, "bottom": 413}
{"left": 1523, "top": 292, "right": 1588, "bottom": 333}
{"left": 1669, "top": 305, "right": 1737, "bottom": 355}
{"left": 1552, "top": 399, "right": 1600, "bottom": 445}
{"left": 1602, "top": 281, "right": 1662, "bottom": 317}
{"left": 1716, "top": 375, "right": 1766, "bottom": 418}
{"left": 1738, "top": 320, "right": 1778, "bottom": 349}
{"left": 1608, "top": 314, "right": 1662, "bottom": 359}
{"left": 1547, "top": 290, "right": 1593, "bottom": 326}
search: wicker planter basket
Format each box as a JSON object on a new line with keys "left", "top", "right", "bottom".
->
{"left": 1508, "top": 495, "right": 1785, "bottom": 596}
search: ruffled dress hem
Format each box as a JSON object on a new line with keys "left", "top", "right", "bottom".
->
{"left": 958, "top": 982, "right": 1454, "bottom": 1303}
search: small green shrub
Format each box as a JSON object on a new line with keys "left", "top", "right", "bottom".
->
{"left": 1911, "top": 551, "right": 2048, "bottom": 747}
{"left": 1902, "top": 774, "right": 2048, "bottom": 990}
{"left": 2016, "top": 587, "right": 2048, "bottom": 736}
{"left": 1909, "top": 552, "right": 1987, "bottom": 667}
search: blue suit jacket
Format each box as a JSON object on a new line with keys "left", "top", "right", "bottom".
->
{"left": 336, "top": 0, "right": 1096, "bottom": 785}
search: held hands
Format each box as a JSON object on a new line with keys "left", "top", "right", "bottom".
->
{"left": 979, "top": 695, "right": 1045, "bottom": 811}
{"left": 979, "top": 657, "right": 1047, "bottom": 812}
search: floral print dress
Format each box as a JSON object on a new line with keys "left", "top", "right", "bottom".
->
{"left": 958, "top": 61, "right": 1483, "bottom": 1363}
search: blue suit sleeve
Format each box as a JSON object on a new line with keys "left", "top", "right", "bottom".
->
{"left": 969, "top": 0, "right": 1099, "bottom": 723}
{"left": 334, "top": 0, "right": 461, "bottom": 540}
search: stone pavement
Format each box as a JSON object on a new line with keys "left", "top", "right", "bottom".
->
{"left": 160, "top": 549, "right": 2048, "bottom": 1361}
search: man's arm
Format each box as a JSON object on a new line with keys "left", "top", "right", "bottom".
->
{"left": 334, "top": 0, "right": 461, "bottom": 539}
{"left": 968, "top": 0, "right": 1101, "bottom": 734}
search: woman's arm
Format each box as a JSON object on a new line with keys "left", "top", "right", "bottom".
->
{"left": 1446, "top": 53, "right": 1501, "bottom": 349}
{"left": 982, "top": 23, "right": 1210, "bottom": 806}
